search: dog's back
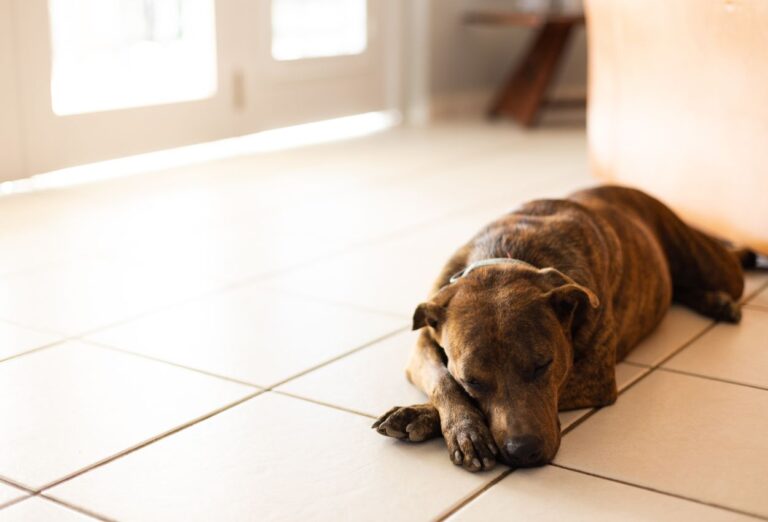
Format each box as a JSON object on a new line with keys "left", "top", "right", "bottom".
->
{"left": 447, "top": 185, "right": 744, "bottom": 361}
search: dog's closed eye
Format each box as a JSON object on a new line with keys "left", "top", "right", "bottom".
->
{"left": 532, "top": 359, "right": 553, "bottom": 380}
{"left": 461, "top": 377, "right": 486, "bottom": 393}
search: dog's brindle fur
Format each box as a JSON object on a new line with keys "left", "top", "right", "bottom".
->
{"left": 373, "top": 186, "right": 747, "bottom": 472}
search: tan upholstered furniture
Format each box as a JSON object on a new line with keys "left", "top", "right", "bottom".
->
{"left": 585, "top": 0, "right": 768, "bottom": 253}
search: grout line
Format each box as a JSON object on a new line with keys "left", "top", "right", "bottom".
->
{"left": 0, "top": 316, "right": 66, "bottom": 337}
{"left": 247, "top": 284, "right": 410, "bottom": 321}
{"left": 44, "top": 240, "right": 406, "bottom": 346}
{"left": 0, "top": 495, "right": 31, "bottom": 512}
{"left": 651, "top": 322, "right": 719, "bottom": 368}
{"left": 80, "top": 339, "right": 264, "bottom": 390}
{"left": 264, "top": 325, "right": 410, "bottom": 390}
{"left": 743, "top": 276, "right": 768, "bottom": 304}
{"left": 744, "top": 303, "right": 768, "bottom": 313}
{"left": 3, "top": 326, "right": 407, "bottom": 500}
{"left": 437, "top": 319, "right": 722, "bottom": 519}
{"left": 0, "top": 162, "right": 576, "bottom": 360}
{"left": 655, "top": 367, "right": 768, "bottom": 393}
{"left": 433, "top": 469, "right": 514, "bottom": 521}
{"left": 562, "top": 324, "right": 717, "bottom": 435}
{"left": 85, "top": 322, "right": 407, "bottom": 396}
{"left": 560, "top": 408, "right": 599, "bottom": 437}
{"left": 0, "top": 474, "right": 35, "bottom": 494}
{"left": 612, "top": 322, "right": 719, "bottom": 397}
{"left": 37, "top": 389, "right": 265, "bottom": 493}
{"left": 620, "top": 360, "right": 652, "bottom": 369}
{"left": 37, "top": 494, "right": 115, "bottom": 522}
{"left": 75, "top": 220, "right": 452, "bottom": 341}
{"left": 271, "top": 390, "right": 377, "bottom": 419}
{"left": 0, "top": 337, "right": 73, "bottom": 365}
{"left": 7, "top": 159, "right": 567, "bottom": 348}
{"left": 550, "top": 463, "right": 768, "bottom": 521}
{"left": 1, "top": 157, "right": 758, "bottom": 519}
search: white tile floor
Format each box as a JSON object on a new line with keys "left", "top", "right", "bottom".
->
{"left": 1, "top": 121, "right": 767, "bottom": 521}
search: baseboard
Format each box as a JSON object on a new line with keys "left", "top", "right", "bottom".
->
{"left": 430, "top": 88, "right": 492, "bottom": 120}
{"left": 429, "top": 84, "right": 587, "bottom": 121}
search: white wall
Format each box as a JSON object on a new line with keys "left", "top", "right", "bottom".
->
{"left": 0, "top": 0, "right": 25, "bottom": 181}
{"left": 429, "top": 0, "right": 587, "bottom": 117}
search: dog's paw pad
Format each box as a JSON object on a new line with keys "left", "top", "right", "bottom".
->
{"left": 372, "top": 404, "right": 440, "bottom": 442}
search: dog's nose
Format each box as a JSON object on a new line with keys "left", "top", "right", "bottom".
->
{"left": 504, "top": 435, "right": 545, "bottom": 467}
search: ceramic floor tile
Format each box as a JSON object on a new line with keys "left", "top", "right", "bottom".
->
{"left": 32, "top": 140, "right": 585, "bottom": 283}
{"left": 87, "top": 286, "right": 406, "bottom": 387}
{"left": 277, "top": 330, "right": 427, "bottom": 416}
{"left": 0, "top": 483, "right": 26, "bottom": 506}
{"left": 555, "top": 371, "right": 768, "bottom": 518}
{"left": 49, "top": 392, "right": 504, "bottom": 522}
{"left": 263, "top": 210, "right": 507, "bottom": 317}
{"left": 749, "top": 286, "right": 768, "bottom": 308}
{"left": 0, "top": 341, "right": 254, "bottom": 489}
{"left": 742, "top": 271, "right": 768, "bottom": 303}
{"left": 560, "top": 363, "right": 647, "bottom": 432}
{"left": 449, "top": 465, "right": 752, "bottom": 522}
{"left": 623, "top": 306, "right": 712, "bottom": 367}
{"left": 0, "top": 321, "right": 60, "bottom": 361}
{"left": 559, "top": 409, "right": 590, "bottom": 431}
{"left": 238, "top": 135, "right": 589, "bottom": 257}
{"left": 263, "top": 188, "right": 591, "bottom": 318}
{"left": 0, "top": 256, "right": 241, "bottom": 336}
{"left": 663, "top": 308, "right": 768, "bottom": 388}
{"left": 615, "top": 362, "right": 649, "bottom": 391}
{"left": 0, "top": 497, "right": 97, "bottom": 521}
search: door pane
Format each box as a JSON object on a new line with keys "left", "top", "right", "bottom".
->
{"left": 271, "top": 0, "right": 367, "bottom": 61}
{"left": 48, "top": 0, "right": 217, "bottom": 115}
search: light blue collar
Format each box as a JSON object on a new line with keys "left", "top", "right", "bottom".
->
{"left": 448, "top": 258, "right": 538, "bottom": 284}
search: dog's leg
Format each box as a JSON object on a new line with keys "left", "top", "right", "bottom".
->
{"left": 673, "top": 287, "right": 741, "bottom": 323}
{"left": 642, "top": 200, "right": 747, "bottom": 307}
{"left": 372, "top": 330, "right": 498, "bottom": 472}
{"left": 558, "top": 334, "right": 618, "bottom": 411}
{"left": 666, "top": 229, "right": 745, "bottom": 323}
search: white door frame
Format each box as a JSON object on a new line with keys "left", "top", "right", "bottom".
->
{"left": 0, "top": 0, "right": 24, "bottom": 182}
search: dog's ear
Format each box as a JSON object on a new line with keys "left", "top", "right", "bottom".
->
{"left": 538, "top": 268, "right": 599, "bottom": 336}
{"left": 412, "top": 284, "right": 458, "bottom": 331}
{"left": 412, "top": 302, "right": 444, "bottom": 330}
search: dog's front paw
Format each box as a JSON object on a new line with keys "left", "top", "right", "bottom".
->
{"left": 443, "top": 413, "right": 498, "bottom": 472}
{"left": 372, "top": 403, "right": 441, "bottom": 442}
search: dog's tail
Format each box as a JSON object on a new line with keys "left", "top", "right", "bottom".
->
{"left": 703, "top": 233, "right": 760, "bottom": 270}
{"left": 732, "top": 247, "right": 758, "bottom": 269}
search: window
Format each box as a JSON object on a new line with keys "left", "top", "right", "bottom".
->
{"left": 48, "top": 0, "right": 218, "bottom": 115}
{"left": 271, "top": 0, "right": 367, "bottom": 61}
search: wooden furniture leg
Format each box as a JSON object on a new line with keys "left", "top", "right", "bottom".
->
{"left": 489, "top": 21, "right": 576, "bottom": 126}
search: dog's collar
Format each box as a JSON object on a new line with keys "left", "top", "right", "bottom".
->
{"left": 448, "top": 258, "right": 538, "bottom": 284}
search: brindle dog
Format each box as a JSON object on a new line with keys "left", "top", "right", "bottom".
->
{"left": 372, "top": 185, "right": 753, "bottom": 472}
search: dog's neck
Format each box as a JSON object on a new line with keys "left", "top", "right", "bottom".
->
{"left": 448, "top": 258, "right": 538, "bottom": 284}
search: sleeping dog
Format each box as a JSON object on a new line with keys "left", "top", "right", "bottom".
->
{"left": 372, "top": 186, "right": 752, "bottom": 472}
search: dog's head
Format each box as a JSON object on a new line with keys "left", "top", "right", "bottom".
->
{"left": 413, "top": 263, "right": 599, "bottom": 468}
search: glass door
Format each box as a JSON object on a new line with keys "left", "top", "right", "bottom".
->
{"left": 236, "top": 0, "right": 398, "bottom": 134}
{"left": 10, "top": 0, "right": 400, "bottom": 177}
{"left": 14, "top": 0, "right": 240, "bottom": 175}
{"left": 48, "top": 0, "right": 218, "bottom": 116}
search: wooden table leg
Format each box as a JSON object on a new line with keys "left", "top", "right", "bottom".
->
{"left": 489, "top": 21, "right": 576, "bottom": 126}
